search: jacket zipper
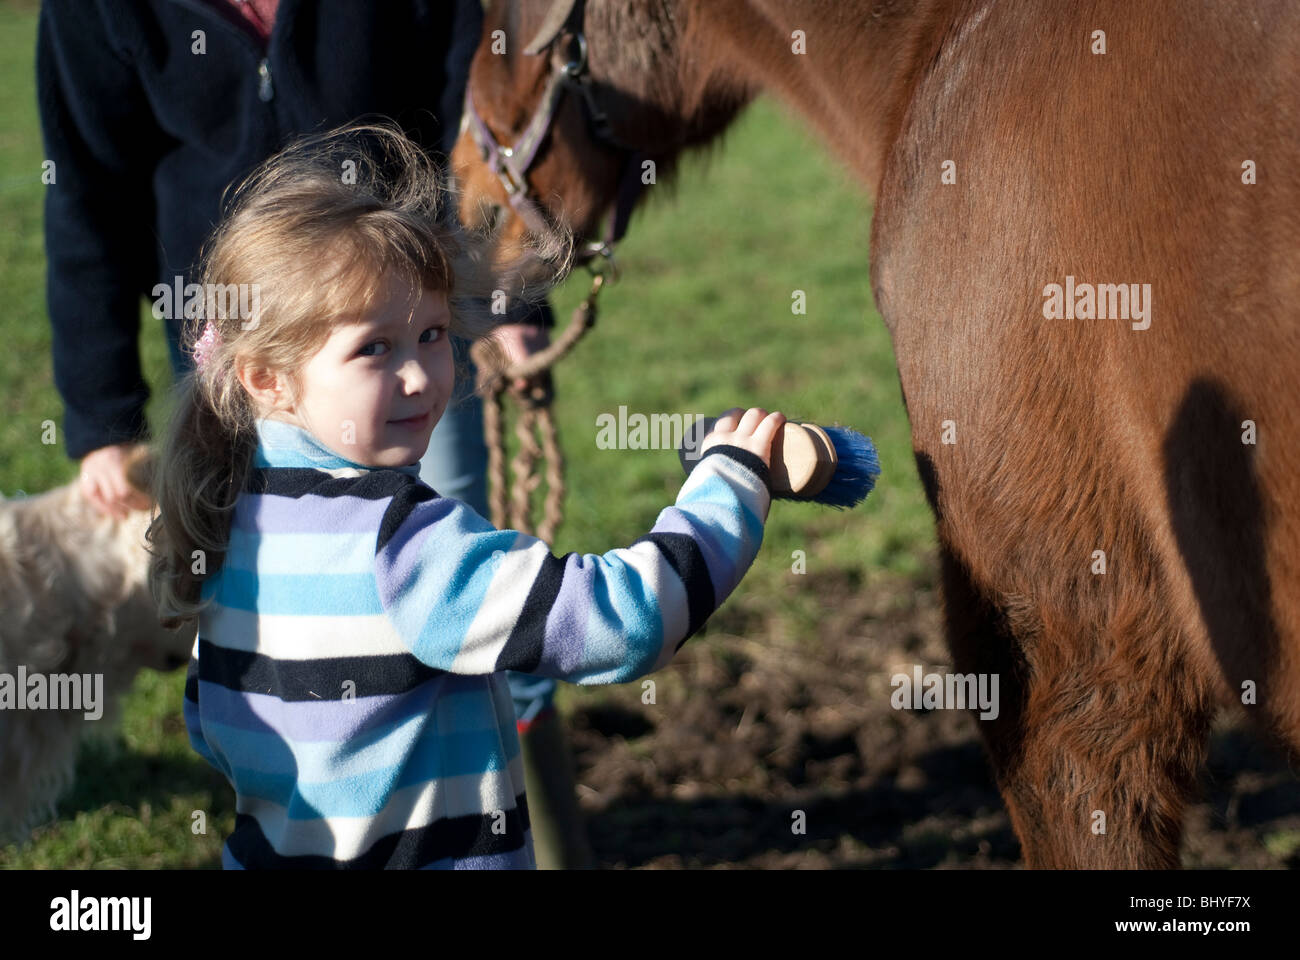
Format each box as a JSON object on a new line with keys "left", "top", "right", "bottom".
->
{"left": 257, "top": 59, "right": 273, "bottom": 101}
{"left": 165, "top": 0, "right": 275, "bottom": 103}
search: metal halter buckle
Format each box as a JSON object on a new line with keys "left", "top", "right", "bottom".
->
{"left": 558, "top": 32, "right": 588, "bottom": 77}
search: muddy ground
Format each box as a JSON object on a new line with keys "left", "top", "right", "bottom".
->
{"left": 562, "top": 564, "right": 1300, "bottom": 869}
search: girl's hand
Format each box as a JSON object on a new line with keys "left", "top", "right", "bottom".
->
{"left": 701, "top": 407, "right": 786, "bottom": 468}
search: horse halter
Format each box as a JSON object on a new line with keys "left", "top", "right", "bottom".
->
{"left": 461, "top": 1, "right": 647, "bottom": 275}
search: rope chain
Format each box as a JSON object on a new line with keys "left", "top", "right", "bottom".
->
{"left": 472, "top": 274, "right": 604, "bottom": 543}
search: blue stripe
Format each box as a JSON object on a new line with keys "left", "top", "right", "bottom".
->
{"left": 214, "top": 724, "right": 517, "bottom": 817}
{"left": 395, "top": 522, "right": 520, "bottom": 667}
{"left": 223, "top": 527, "right": 377, "bottom": 575}
{"left": 679, "top": 471, "right": 764, "bottom": 547}
{"left": 574, "top": 552, "right": 664, "bottom": 684}
{"left": 184, "top": 696, "right": 229, "bottom": 778}
{"left": 214, "top": 567, "right": 384, "bottom": 615}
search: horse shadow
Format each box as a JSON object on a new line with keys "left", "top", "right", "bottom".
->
{"left": 1165, "top": 378, "right": 1293, "bottom": 763}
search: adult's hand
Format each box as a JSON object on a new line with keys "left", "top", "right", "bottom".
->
{"left": 79, "top": 442, "right": 152, "bottom": 520}
{"left": 493, "top": 322, "right": 551, "bottom": 394}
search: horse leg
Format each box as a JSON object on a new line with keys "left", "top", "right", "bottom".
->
{"left": 937, "top": 542, "right": 1217, "bottom": 868}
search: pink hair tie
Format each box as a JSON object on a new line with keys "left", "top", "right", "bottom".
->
{"left": 193, "top": 320, "right": 221, "bottom": 371}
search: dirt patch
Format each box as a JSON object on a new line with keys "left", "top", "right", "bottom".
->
{"left": 564, "top": 565, "right": 1300, "bottom": 868}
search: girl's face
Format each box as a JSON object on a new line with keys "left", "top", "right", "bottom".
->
{"left": 286, "top": 271, "right": 454, "bottom": 468}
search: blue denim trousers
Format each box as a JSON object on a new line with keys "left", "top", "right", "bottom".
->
{"left": 167, "top": 328, "right": 556, "bottom": 727}
{"left": 417, "top": 337, "right": 557, "bottom": 727}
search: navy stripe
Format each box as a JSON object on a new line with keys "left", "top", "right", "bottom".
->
{"left": 246, "top": 466, "right": 428, "bottom": 501}
{"left": 494, "top": 550, "right": 568, "bottom": 673}
{"left": 184, "top": 658, "right": 200, "bottom": 704}
{"left": 225, "top": 793, "right": 532, "bottom": 869}
{"left": 196, "top": 638, "right": 444, "bottom": 700}
{"left": 376, "top": 477, "right": 440, "bottom": 552}
{"left": 631, "top": 532, "right": 714, "bottom": 649}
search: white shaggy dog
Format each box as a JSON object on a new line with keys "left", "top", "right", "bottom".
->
{"left": 0, "top": 445, "right": 196, "bottom": 840}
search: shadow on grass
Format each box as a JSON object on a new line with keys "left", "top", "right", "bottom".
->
{"left": 41, "top": 738, "right": 236, "bottom": 868}
{"left": 57, "top": 741, "right": 230, "bottom": 814}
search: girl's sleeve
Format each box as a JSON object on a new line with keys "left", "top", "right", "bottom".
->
{"left": 182, "top": 642, "right": 231, "bottom": 780}
{"left": 372, "top": 444, "right": 772, "bottom": 684}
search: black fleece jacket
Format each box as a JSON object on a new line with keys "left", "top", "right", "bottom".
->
{"left": 37, "top": 0, "right": 550, "bottom": 461}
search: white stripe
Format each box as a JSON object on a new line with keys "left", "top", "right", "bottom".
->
{"left": 239, "top": 753, "right": 528, "bottom": 860}
{"left": 312, "top": 466, "right": 377, "bottom": 480}
{"left": 451, "top": 533, "right": 550, "bottom": 674}
{"left": 200, "top": 603, "right": 410, "bottom": 659}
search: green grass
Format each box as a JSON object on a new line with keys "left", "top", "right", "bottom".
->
{"left": 1264, "top": 829, "right": 1300, "bottom": 862}
{"left": 0, "top": 5, "right": 932, "bottom": 868}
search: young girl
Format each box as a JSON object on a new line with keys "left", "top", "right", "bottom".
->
{"left": 148, "top": 123, "right": 785, "bottom": 869}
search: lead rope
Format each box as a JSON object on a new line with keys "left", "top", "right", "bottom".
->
{"left": 472, "top": 272, "right": 606, "bottom": 542}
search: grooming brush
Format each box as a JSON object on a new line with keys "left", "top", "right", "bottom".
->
{"left": 678, "top": 416, "right": 880, "bottom": 509}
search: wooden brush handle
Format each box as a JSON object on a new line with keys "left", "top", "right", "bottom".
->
{"left": 679, "top": 417, "right": 838, "bottom": 497}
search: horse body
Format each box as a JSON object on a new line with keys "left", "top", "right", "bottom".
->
{"left": 457, "top": 0, "right": 1300, "bottom": 866}
{"left": 874, "top": 0, "right": 1300, "bottom": 866}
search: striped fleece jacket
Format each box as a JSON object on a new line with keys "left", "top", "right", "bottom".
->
{"left": 183, "top": 415, "right": 773, "bottom": 868}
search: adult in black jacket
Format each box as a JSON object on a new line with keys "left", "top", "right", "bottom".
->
{"left": 37, "top": 0, "right": 552, "bottom": 513}
{"left": 36, "top": 0, "right": 591, "bottom": 870}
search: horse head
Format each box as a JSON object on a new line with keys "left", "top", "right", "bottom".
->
{"left": 451, "top": 0, "right": 756, "bottom": 266}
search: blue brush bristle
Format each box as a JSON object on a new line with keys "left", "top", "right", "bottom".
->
{"left": 816, "top": 425, "right": 880, "bottom": 509}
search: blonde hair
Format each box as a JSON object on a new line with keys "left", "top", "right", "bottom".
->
{"left": 147, "top": 121, "right": 569, "bottom": 628}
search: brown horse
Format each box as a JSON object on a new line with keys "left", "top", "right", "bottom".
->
{"left": 451, "top": 0, "right": 1300, "bottom": 868}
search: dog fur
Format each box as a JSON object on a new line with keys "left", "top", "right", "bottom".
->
{"left": 0, "top": 445, "right": 196, "bottom": 841}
